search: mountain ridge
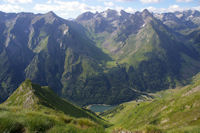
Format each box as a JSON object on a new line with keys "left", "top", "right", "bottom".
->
{"left": 3, "top": 79, "right": 107, "bottom": 124}
{"left": 0, "top": 79, "right": 108, "bottom": 132}
{"left": 1, "top": 9, "right": 200, "bottom": 106}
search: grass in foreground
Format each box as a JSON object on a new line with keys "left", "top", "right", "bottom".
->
{"left": 0, "top": 80, "right": 109, "bottom": 133}
{"left": 0, "top": 105, "right": 106, "bottom": 133}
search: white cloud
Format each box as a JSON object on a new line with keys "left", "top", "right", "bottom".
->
{"left": 125, "top": 7, "right": 136, "bottom": 13}
{"left": 146, "top": 6, "right": 158, "bottom": 12}
{"left": 0, "top": 4, "right": 24, "bottom": 12}
{"left": 145, "top": 4, "right": 192, "bottom": 13}
{"left": 104, "top": 2, "right": 114, "bottom": 7}
{"left": 193, "top": 6, "right": 200, "bottom": 11}
{"left": 33, "top": 0, "right": 107, "bottom": 18}
{"left": 3, "top": 0, "right": 32, "bottom": 4}
{"left": 140, "top": 0, "right": 161, "bottom": 4}
{"left": 34, "top": 4, "right": 58, "bottom": 12}
{"left": 168, "top": 4, "right": 180, "bottom": 11}
{"left": 32, "top": 0, "right": 200, "bottom": 19}
{"left": 114, "top": 6, "right": 124, "bottom": 11}
{"left": 47, "top": 0, "right": 52, "bottom": 4}
{"left": 33, "top": 0, "right": 139, "bottom": 18}
{"left": 176, "top": 0, "right": 193, "bottom": 2}
{"left": 98, "top": 0, "right": 134, "bottom": 2}
{"left": 116, "top": 0, "right": 134, "bottom": 2}
{"left": 54, "top": 0, "right": 106, "bottom": 12}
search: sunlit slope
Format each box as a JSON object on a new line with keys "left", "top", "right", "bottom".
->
{"left": 0, "top": 80, "right": 108, "bottom": 133}
{"left": 102, "top": 74, "right": 200, "bottom": 132}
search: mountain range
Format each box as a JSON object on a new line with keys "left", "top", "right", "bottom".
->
{"left": 0, "top": 9, "right": 200, "bottom": 106}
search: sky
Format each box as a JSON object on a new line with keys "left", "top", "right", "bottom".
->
{"left": 0, "top": 0, "right": 199, "bottom": 19}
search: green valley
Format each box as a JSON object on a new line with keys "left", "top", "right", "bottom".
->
{"left": 2, "top": 73, "right": 200, "bottom": 132}
{"left": 101, "top": 73, "right": 200, "bottom": 133}
{"left": 0, "top": 8, "right": 200, "bottom": 133}
{"left": 1, "top": 9, "right": 200, "bottom": 106}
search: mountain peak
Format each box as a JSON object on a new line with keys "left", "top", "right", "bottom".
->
{"left": 105, "top": 9, "right": 117, "bottom": 13}
{"left": 102, "top": 9, "right": 119, "bottom": 17}
{"left": 3, "top": 79, "right": 39, "bottom": 108}
{"left": 120, "top": 10, "right": 130, "bottom": 16}
{"left": 76, "top": 11, "right": 94, "bottom": 21}
{"left": 142, "top": 9, "right": 152, "bottom": 18}
{"left": 142, "top": 9, "right": 150, "bottom": 13}
{"left": 46, "top": 11, "right": 57, "bottom": 16}
{"left": 42, "top": 11, "right": 58, "bottom": 23}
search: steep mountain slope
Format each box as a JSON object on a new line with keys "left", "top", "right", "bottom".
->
{"left": 102, "top": 73, "right": 200, "bottom": 132}
{"left": 3, "top": 80, "right": 101, "bottom": 120}
{"left": 77, "top": 9, "right": 200, "bottom": 92}
{"left": 1, "top": 9, "right": 200, "bottom": 106}
{"left": 0, "top": 11, "right": 114, "bottom": 105}
{"left": 0, "top": 80, "right": 107, "bottom": 133}
{"left": 0, "top": 10, "right": 142, "bottom": 105}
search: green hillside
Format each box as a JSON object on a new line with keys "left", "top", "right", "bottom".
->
{"left": 0, "top": 80, "right": 108, "bottom": 133}
{"left": 0, "top": 106, "right": 106, "bottom": 133}
{"left": 0, "top": 11, "right": 139, "bottom": 105}
{"left": 77, "top": 9, "right": 200, "bottom": 96}
{"left": 1, "top": 9, "right": 200, "bottom": 106}
{"left": 2, "top": 76, "right": 200, "bottom": 133}
{"left": 101, "top": 73, "right": 200, "bottom": 133}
